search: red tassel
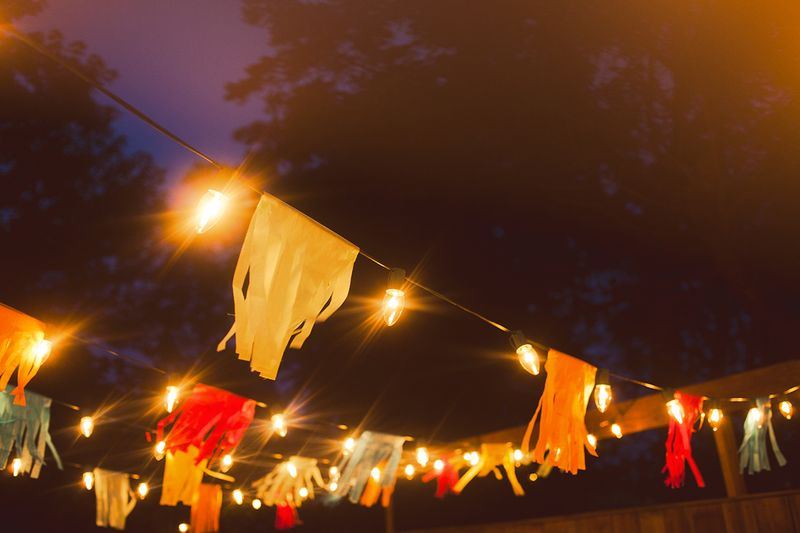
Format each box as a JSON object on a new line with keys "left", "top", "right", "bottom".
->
{"left": 663, "top": 391, "right": 705, "bottom": 489}
{"left": 421, "top": 457, "right": 458, "bottom": 498}
{"left": 275, "top": 503, "right": 300, "bottom": 530}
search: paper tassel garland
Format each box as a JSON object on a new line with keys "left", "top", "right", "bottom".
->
{"left": 0, "top": 385, "right": 62, "bottom": 477}
{"left": 217, "top": 194, "right": 359, "bottom": 380}
{"left": 452, "top": 443, "right": 524, "bottom": 496}
{"left": 739, "top": 397, "right": 787, "bottom": 475}
{"left": 0, "top": 304, "right": 50, "bottom": 406}
{"left": 94, "top": 468, "right": 137, "bottom": 530}
{"left": 521, "top": 350, "right": 597, "bottom": 474}
{"left": 160, "top": 446, "right": 208, "bottom": 506}
{"left": 332, "top": 431, "right": 406, "bottom": 507}
{"left": 252, "top": 456, "right": 324, "bottom": 507}
{"left": 662, "top": 391, "right": 705, "bottom": 489}
{"left": 191, "top": 484, "right": 222, "bottom": 533}
{"left": 421, "top": 456, "right": 459, "bottom": 498}
{"left": 275, "top": 503, "right": 301, "bottom": 530}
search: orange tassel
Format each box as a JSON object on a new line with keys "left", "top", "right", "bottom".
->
{"left": 191, "top": 484, "right": 222, "bottom": 533}
{"left": 522, "top": 350, "right": 597, "bottom": 474}
{"left": 0, "top": 304, "right": 49, "bottom": 406}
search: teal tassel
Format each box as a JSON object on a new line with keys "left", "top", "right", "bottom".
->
{"left": 332, "top": 431, "right": 405, "bottom": 505}
{"left": 738, "top": 397, "right": 786, "bottom": 475}
{"left": 0, "top": 385, "right": 62, "bottom": 478}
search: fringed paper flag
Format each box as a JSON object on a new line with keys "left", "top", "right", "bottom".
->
{"left": 739, "top": 397, "right": 787, "bottom": 475}
{"left": 663, "top": 391, "right": 705, "bottom": 489}
{"left": 94, "top": 468, "right": 137, "bottom": 530}
{"left": 521, "top": 350, "right": 597, "bottom": 475}
{"left": 421, "top": 456, "right": 459, "bottom": 498}
{"left": 252, "top": 456, "right": 324, "bottom": 507}
{"left": 191, "top": 484, "right": 222, "bottom": 533}
{"left": 452, "top": 443, "right": 524, "bottom": 496}
{"left": 275, "top": 503, "right": 301, "bottom": 530}
{"left": 0, "top": 303, "right": 51, "bottom": 406}
{"left": 0, "top": 385, "right": 62, "bottom": 478}
{"left": 217, "top": 194, "right": 359, "bottom": 380}
{"left": 161, "top": 446, "right": 207, "bottom": 506}
{"left": 332, "top": 431, "right": 406, "bottom": 507}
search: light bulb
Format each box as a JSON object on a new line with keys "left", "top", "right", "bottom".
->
{"left": 33, "top": 339, "right": 52, "bottom": 365}
{"left": 587, "top": 433, "right": 597, "bottom": 448}
{"left": 11, "top": 457, "right": 22, "bottom": 477}
{"left": 382, "top": 268, "right": 406, "bottom": 326}
{"left": 298, "top": 486, "right": 309, "bottom": 499}
{"left": 154, "top": 440, "right": 166, "bottom": 460}
{"left": 433, "top": 459, "right": 444, "bottom": 473}
{"left": 370, "top": 467, "right": 381, "bottom": 482}
{"left": 83, "top": 471, "right": 94, "bottom": 491}
{"left": 416, "top": 447, "right": 429, "bottom": 467}
{"left": 611, "top": 423, "right": 623, "bottom": 439}
{"left": 343, "top": 436, "right": 356, "bottom": 455}
{"left": 511, "top": 331, "right": 539, "bottom": 375}
{"left": 195, "top": 189, "right": 227, "bottom": 234}
{"left": 287, "top": 462, "right": 298, "bottom": 478}
{"left": 221, "top": 453, "right": 233, "bottom": 472}
{"left": 666, "top": 399, "right": 685, "bottom": 425}
{"left": 79, "top": 416, "right": 94, "bottom": 438}
{"left": 747, "top": 406, "right": 764, "bottom": 429}
{"left": 464, "top": 452, "right": 479, "bottom": 467}
{"left": 251, "top": 498, "right": 262, "bottom": 510}
{"left": 513, "top": 449, "right": 524, "bottom": 463}
{"left": 232, "top": 489, "right": 244, "bottom": 505}
{"left": 708, "top": 407, "right": 724, "bottom": 431}
{"left": 404, "top": 464, "right": 415, "bottom": 479}
{"left": 136, "top": 482, "right": 149, "bottom": 499}
{"left": 593, "top": 384, "right": 612, "bottom": 413}
{"left": 271, "top": 413, "right": 288, "bottom": 437}
{"left": 778, "top": 400, "right": 794, "bottom": 420}
{"left": 178, "top": 523, "right": 190, "bottom": 532}
{"left": 329, "top": 481, "right": 338, "bottom": 492}
{"left": 165, "top": 386, "right": 180, "bottom": 413}
{"left": 329, "top": 466, "right": 339, "bottom": 479}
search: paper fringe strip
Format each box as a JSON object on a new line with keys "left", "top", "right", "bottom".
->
{"left": 421, "top": 456, "right": 459, "bottom": 498}
{"left": 0, "top": 385, "right": 62, "bottom": 478}
{"left": 191, "top": 484, "right": 222, "bottom": 533}
{"left": 160, "top": 446, "right": 208, "bottom": 506}
{"left": 739, "top": 396, "right": 787, "bottom": 475}
{"left": 94, "top": 468, "right": 137, "bottom": 530}
{"left": 522, "top": 350, "right": 597, "bottom": 475}
{"left": 663, "top": 391, "right": 705, "bottom": 489}
{"left": 453, "top": 443, "right": 524, "bottom": 496}
{"left": 252, "top": 456, "right": 324, "bottom": 507}
{"left": 332, "top": 431, "right": 405, "bottom": 507}
{"left": 0, "top": 304, "right": 49, "bottom": 406}
{"left": 218, "top": 194, "right": 359, "bottom": 380}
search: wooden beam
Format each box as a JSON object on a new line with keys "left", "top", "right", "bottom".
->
{"left": 713, "top": 419, "right": 747, "bottom": 497}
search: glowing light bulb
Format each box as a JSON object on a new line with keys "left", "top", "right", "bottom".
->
{"left": 79, "top": 416, "right": 94, "bottom": 438}
{"left": 666, "top": 399, "right": 685, "bottom": 425}
{"left": 779, "top": 400, "right": 794, "bottom": 420}
{"left": 178, "top": 523, "right": 190, "bottom": 532}
{"left": 195, "top": 189, "right": 227, "bottom": 234}
{"left": 404, "top": 464, "right": 415, "bottom": 479}
{"left": 329, "top": 481, "right": 338, "bottom": 492}
{"left": 33, "top": 339, "right": 52, "bottom": 366}
{"left": 136, "top": 482, "right": 149, "bottom": 499}
{"left": 298, "top": 486, "right": 309, "bottom": 499}
{"left": 251, "top": 498, "right": 262, "bottom": 510}
{"left": 154, "top": 440, "right": 166, "bottom": 460}
{"left": 587, "top": 433, "right": 597, "bottom": 448}
{"left": 513, "top": 449, "right": 524, "bottom": 463}
{"left": 707, "top": 399, "right": 724, "bottom": 431}
{"left": 465, "top": 452, "right": 479, "bottom": 467}
{"left": 343, "top": 437, "right": 356, "bottom": 455}
{"left": 382, "top": 268, "right": 406, "bottom": 326}
{"left": 83, "top": 471, "right": 94, "bottom": 491}
{"left": 593, "top": 369, "right": 612, "bottom": 413}
{"left": 11, "top": 458, "right": 22, "bottom": 477}
{"left": 287, "top": 462, "right": 298, "bottom": 478}
{"left": 433, "top": 459, "right": 444, "bottom": 473}
{"left": 329, "top": 466, "right": 339, "bottom": 479}
{"left": 165, "top": 386, "right": 180, "bottom": 413}
{"left": 611, "top": 423, "right": 623, "bottom": 439}
{"left": 220, "top": 453, "right": 233, "bottom": 472}
{"left": 370, "top": 467, "right": 381, "bottom": 482}
{"left": 511, "top": 331, "right": 539, "bottom": 375}
{"left": 232, "top": 489, "right": 244, "bottom": 505}
{"left": 747, "top": 406, "right": 764, "bottom": 429}
{"left": 271, "top": 413, "right": 288, "bottom": 437}
{"left": 416, "top": 447, "right": 429, "bottom": 467}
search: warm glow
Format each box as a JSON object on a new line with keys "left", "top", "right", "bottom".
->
{"left": 779, "top": 400, "right": 794, "bottom": 420}
{"left": 415, "top": 447, "right": 429, "bottom": 467}
{"left": 382, "top": 288, "right": 405, "bottom": 326}
{"left": 165, "top": 386, "right": 180, "bottom": 413}
{"left": 79, "top": 416, "right": 94, "bottom": 438}
{"left": 271, "top": 413, "right": 288, "bottom": 437}
{"left": 298, "top": 486, "right": 309, "bottom": 499}
{"left": 195, "top": 189, "right": 227, "bottom": 234}
{"left": 136, "top": 482, "right": 149, "bottom": 499}
{"left": 287, "top": 462, "right": 298, "bottom": 479}
{"left": 329, "top": 481, "right": 338, "bottom": 492}
{"left": 329, "top": 466, "right": 339, "bottom": 479}
{"left": 611, "top": 423, "right": 623, "bottom": 439}
{"left": 513, "top": 449, "right": 524, "bottom": 462}
{"left": 370, "top": 467, "right": 381, "bottom": 482}
{"left": 343, "top": 436, "right": 356, "bottom": 455}
{"left": 32, "top": 339, "right": 52, "bottom": 366}
{"left": 11, "top": 458, "right": 22, "bottom": 477}
{"left": 463, "top": 452, "right": 479, "bottom": 467}
{"left": 178, "top": 523, "right": 190, "bottom": 532}
{"left": 594, "top": 384, "right": 612, "bottom": 413}
{"left": 666, "top": 399, "right": 685, "bottom": 424}
{"left": 83, "top": 471, "right": 94, "bottom": 491}
{"left": 154, "top": 440, "right": 166, "bottom": 460}
{"left": 251, "top": 498, "right": 262, "bottom": 510}
{"left": 587, "top": 433, "right": 597, "bottom": 448}
{"left": 433, "top": 459, "right": 445, "bottom": 473}
{"left": 747, "top": 407, "right": 764, "bottom": 428}
{"left": 221, "top": 453, "right": 234, "bottom": 472}
{"left": 232, "top": 489, "right": 244, "bottom": 505}
{"left": 708, "top": 408, "right": 724, "bottom": 431}
{"left": 404, "top": 464, "right": 415, "bottom": 479}
{"left": 516, "top": 343, "right": 540, "bottom": 375}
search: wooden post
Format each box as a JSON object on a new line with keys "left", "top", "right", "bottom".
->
{"left": 385, "top": 497, "right": 395, "bottom": 533}
{"left": 712, "top": 419, "right": 746, "bottom": 497}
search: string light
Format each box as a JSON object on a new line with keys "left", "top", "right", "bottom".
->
{"left": 593, "top": 369, "right": 612, "bottom": 413}
{"left": 82, "top": 471, "right": 94, "bottom": 491}
{"left": 287, "top": 462, "right": 298, "bottom": 479}
{"left": 32, "top": 338, "right": 52, "bottom": 366}
{"left": 298, "top": 487, "right": 309, "bottom": 499}
{"left": 329, "top": 481, "right": 338, "bottom": 492}
{"left": 463, "top": 452, "right": 479, "bottom": 467}
{"left": 747, "top": 405, "right": 764, "bottom": 429}
{"left": 343, "top": 436, "right": 356, "bottom": 455}
{"left": 195, "top": 189, "right": 227, "bottom": 234}
{"left": 611, "top": 423, "right": 623, "bottom": 439}
{"left": 778, "top": 397, "right": 794, "bottom": 420}
{"left": 79, "top": 416, "right": 94, "bottom": 438}
{"left": 271, "top": 413, "right": 288, "bottom": 437}
{"left": 707, "top": 399, "right": 724, "bottom": 431}
{"left": 232, "top": 489, "right": 244, "bottom": 505}
{"left": 165, "top": 386, "right": 180, "bottom": 413}
{"left": 251, "top": 498, "right": 262, "bottom": 510}
{"left": 512, "top": 449, "right": 524, "bottom": 463}
{"left": 154, "top": 440, "right": 166, "bottom": 460}
{"left": 178, "top": 523, "right": 190, "bottom": 532}
{"left": 221, "top": 453, "right": 233, "bottom": 472}
{"left": 433, "top": 459, "right": 444, "bottom": 473}
{"left": 329, "top": 466, "right": 339, "bottom": 479}
{"left": 370, "top": 467, "right": 381, "bottom": 482}
{"left": 664, "top": 391, "right": 684, "bottom": 425}
{"left": 382, "top": 268, "right": 406, "bottom": 326}
{"left": 587, "top": 433, "right": 597, "bottom": 448}
{"left": 510, "top": 331, "right": 540, "bottom": 376}
{"left": 404, "top": 464, "right": 415, "bottom": 479}
{"left": 136, "top": 482, "right": 149, "bottom": 499}
{"left": 11, "top": 458, "right": 22, "bottom": 477}
{"left": 415, "top": 447, "right": 429, "bottom": 467}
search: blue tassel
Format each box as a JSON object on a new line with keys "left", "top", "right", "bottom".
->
{"left": 0, "top": 385, "right": 62, "bottom": 478}
{"left": 738, "top": 396, "right": 786, "bottom": 475}
{"left": 331, "top": 431, "right": 405, "bottom": 505}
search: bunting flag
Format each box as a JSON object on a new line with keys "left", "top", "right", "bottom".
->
{"left": 0, "top": 304, "right": 50, "bottom": 406}
{"left": 217, "top": 194, "right": 359, "bottom": 380}
{"left": 160, "top": 446, "right": 208, "bottom": 506}
{"left": 94, "top": 468, "right": 137, "bottom": 530}
{"left": 739, "top": 397, "right": 787, "bottom": 475}
{"left": 252, "top": 456, "right": 324, "bottom": 507}
{"left": 0, "top": 385, "right": 62, "bottom": 478}
{"left": 275, "top": 503, "right": 301, "bottom": 530}
{"left": 421, "top": 456, "right": 459, "bottom": 498}
{"left": 332, "top": 431, "right": 405, "bottom": 508}
{"left": 191, "top": 484, "right": 222, "bottom": 533}
{"left": 521, "top": 350, "right": 597, "bottom": 474}
{"left": 452, "top": 443, "right": 524, "bottom": 496}
{"left": 662, "top": 391, "right": 705, "bottom": 488}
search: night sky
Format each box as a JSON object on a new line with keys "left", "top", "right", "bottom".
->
{"left": 2, "top": 1, "right": 800, "bottom": 532}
